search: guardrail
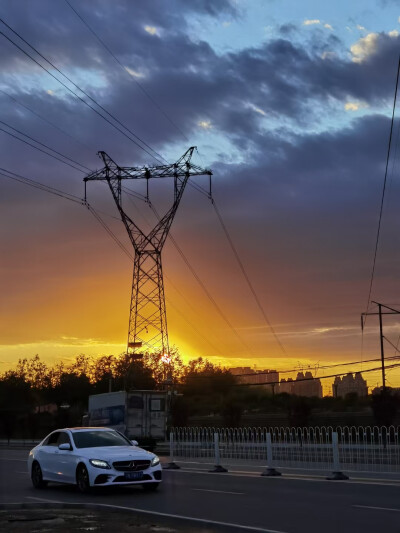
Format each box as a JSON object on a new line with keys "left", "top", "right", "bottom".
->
{"left": 165, "top": 426, "right": 400, "bottom": 477}
{"left": 0, "top": 439, "right": 40, "bottom": 448}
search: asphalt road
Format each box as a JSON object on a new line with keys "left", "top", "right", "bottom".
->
{"left": 1, "top": 449, "right": 400, "bottom": 533}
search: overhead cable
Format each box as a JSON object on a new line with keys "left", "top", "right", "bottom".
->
{"left": 212, "top": 199, "right": 288, "bottom": 356}
{"left": 3, "top": 168, "right": 222, "bottom": 355}
{"left": 0, "top": 119, "right": 91, "bottom": 172}
{"left": 0, "top": 22, "right": 165, "bottom": 164}
{"left": 232, "top": 362, "right": 400, "bottom": 387}
{"left": 363, "top": 55, "right": 400, "bottom": 326}
{"left": 0, "top": 127, "right": 86, "bottom": 174}
{"left": 64, "top": 0, "right": 189, "bottom": 145}
{"left": 0, "top": 167, "right": 84, "bottom": 204}
{"left": 150, "top": 204, "right": 256, "bottom": 356}
{"left": 0, "top": 88, "right": 95, "bottom": 153}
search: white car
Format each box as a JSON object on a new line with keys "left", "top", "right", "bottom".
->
{"left": 28, "top": 427, "right": 162, "bottom": 493}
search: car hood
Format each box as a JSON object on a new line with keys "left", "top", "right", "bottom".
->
{"left": 75, "top": 446, "right": 154, "bottom": 460}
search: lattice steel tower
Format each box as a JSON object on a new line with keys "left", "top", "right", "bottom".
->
{"left": 84, "top": 147, "right": 212, "bottom": 357}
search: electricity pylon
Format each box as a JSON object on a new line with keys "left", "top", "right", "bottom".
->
{"left": 84, "top": 147, "right": 212, "bottom": 358}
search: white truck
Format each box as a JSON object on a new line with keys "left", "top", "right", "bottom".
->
{"left": 84, "top": 390, "right": 167, "bottom": 443}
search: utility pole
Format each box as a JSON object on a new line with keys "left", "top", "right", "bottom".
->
{"left": 361, "top": 301, "right": 400, "bottom": 390}
{"left": 378, "top": 303, "right": 385, "bottom": 389}
{"left": 84, "top": 147, "right": 212, "bottom": 361}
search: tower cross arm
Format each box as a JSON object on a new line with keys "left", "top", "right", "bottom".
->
{"left": 84, "top": 148, "right": 212, "bottom": 182}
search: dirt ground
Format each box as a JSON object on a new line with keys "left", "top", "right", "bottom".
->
{"left": 0, "top": 508, "right": 218, "bottom": 533}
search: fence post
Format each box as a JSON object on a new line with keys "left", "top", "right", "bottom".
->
{"left": 261, "top": 432, "right": 281, "bottom": 476}
{"left": 163, "top": 431, "right": 180, "bottom": 469}
{"left": 209, "top": 432, "right": 228, "bottom": 472}
{"left": 327, "top": 431, "right": 348, "bottom": 480}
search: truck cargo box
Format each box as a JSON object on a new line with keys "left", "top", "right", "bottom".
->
{"left": 86, "top": 390, "right": 167, "bottom": 440}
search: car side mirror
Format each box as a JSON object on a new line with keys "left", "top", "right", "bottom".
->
{"left": 131, "top": 440, "right": 138, "bottom": 446}
{"left": 58, "top": 443, "right": 72, "bottom": 451}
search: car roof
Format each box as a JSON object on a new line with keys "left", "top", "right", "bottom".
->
{"left": 65, "top": 427, "right": 116, "bottom": 433}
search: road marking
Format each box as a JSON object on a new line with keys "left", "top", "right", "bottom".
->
{"left": 192, "top": 488, "right": 244, "bottom": 495}
{"left": 1, "top": 458, "right": 26, "bottom": 462}
{"left": 26, "top": 496, "right": 62, "bottom": 503}
{"left": 353, "top": 505, "right": 400, "bottom": 513}
{"left": 85, "top": 503, "right": 288, "bottom": 533}
{"left": 164, "top": 468, "right": 400, "bottom": 486}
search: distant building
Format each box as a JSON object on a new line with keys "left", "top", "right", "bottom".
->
{"left": 279, "top": 377, "right": 294, "bottom": 394}
{"left": 280, "top": 372, "right": 322, "bottom": 398}
{"left": 229, "top": 367, "right": 279, "bottom": 391}
{"left": 332, "top": 372, "right": 368, "bottom": 398}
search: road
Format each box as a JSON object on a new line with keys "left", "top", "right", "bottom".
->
{"left": 1, "top": 449, "right": 400, "bottom": 533}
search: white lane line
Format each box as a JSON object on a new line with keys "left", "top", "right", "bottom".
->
{"left": 85, "top": 503, "right": 288, "bottom": 533}
{"left": 25, "top": 496, "right": 62, "bottom": 503}
{"left": 192, "top": 488, "right": 244, "bottom": 495}
{"left": 1, "top": 458, "right": 26, "bottom": 462}
{"left": 165, "top": 468, "right": 400, "bottom": 486}
{"left": 353, "top": 505, "right": 400, "bottom": 513}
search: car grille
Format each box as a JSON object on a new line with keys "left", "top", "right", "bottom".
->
{"left": 112, "top": 460, "right": 151, "bottom": 472}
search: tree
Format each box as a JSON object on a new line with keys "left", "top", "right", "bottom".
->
{"left": 287, "top": 396, "right": 312, "bottom": 427}
{"left": 221, "top": 398, "right": 242, "bottom": 427}
{"left": 113, "top": 355, "right": 156, "bottom": 391}
{"left": 371, "top": 389, "right": 399, "bottom": 426}
{"left": 143, "top": 348, "right": 184, "bottom": 387}
{"left": 171, "top": 395, "right": 189, "bottom": 427}
{"left": 0, "top": 372, "right": 32, "bottom": 440}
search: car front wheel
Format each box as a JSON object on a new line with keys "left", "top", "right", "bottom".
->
{"left": 142, "top": 482, "right": 160, "bottom": 492}
{"left": 76, "top": 464, "right": 91, "bottom": 494}
{"left": 31, "top": 461, "right": 48, "bottom": 489}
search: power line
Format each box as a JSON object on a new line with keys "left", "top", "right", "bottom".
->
{"left": 0, "top": 21, "right": 165, "bottom": 164}
{"left": 3, "top": 166, "right": 223, "bottom": 355}
{"left": 186, "top": 353, "right": 400, "bottom": 379}
{"left": 0, "top": 127, "right": 86, "bottom": 174}
{"left": 0, "top": 88, "right": 95, "bottom": 153}
{"left": 0, "top": 167, "right": 84, "bottom": 204}
{"left": 0, "top": 17, "right": 166, "bottom": 163}
{"left": 363, "top": 55, "right": 400, "bottom": 326}
{"left": 232, "top": 362, "right": 400, "bottom": 387}
{"left": 231, "top": 354, "right": 400, "bottom": 378}
{"left": 149, "top": 204, "right": 256, "bottom": 356}
{"left": 85, "top": 204, "right": 134, "bottom": 261}
{"left": 0, "top": 119, "right": 91, "bottom": 172}
{"left": 212, "top": 199, "right": 288, "bottom": 356}
{"left": 1, "top": 168, "right": 131, "bottom": 253}
{"left": 64, "top": 0, "right": 189, "bottom": 145}
{"left": 384, "top": 336, "right": 400, "bottom": 354}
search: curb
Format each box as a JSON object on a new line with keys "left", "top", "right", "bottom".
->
{"left": 0, "top": 503, "right": 280, "bottom": 533}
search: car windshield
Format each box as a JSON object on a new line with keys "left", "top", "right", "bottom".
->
{"left": 72, "top": 430, "right": 132, "bottom": 449}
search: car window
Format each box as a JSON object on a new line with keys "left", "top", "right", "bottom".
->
{"left": 44, "top": 432, "right": 60, "bottom": 446}
{"left": 72, "top": 430, "right": 132, "bottom": 449}
{"left": 57, "top": 432, "right": 71, "bottom": 446}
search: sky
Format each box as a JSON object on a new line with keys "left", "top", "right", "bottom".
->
{"left": 1, "top": 0, "right": 400, "bottom": 393}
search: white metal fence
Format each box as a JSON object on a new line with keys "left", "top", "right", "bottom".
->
{"left": 169, "top": 426, "right": 400, "bottom": 475}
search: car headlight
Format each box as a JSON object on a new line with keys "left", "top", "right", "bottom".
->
{"left": 151, "top": 456, "right": 160, "bottom": 467}
{"left": 89, "top": 459, "right": 111, "bottom": 469}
